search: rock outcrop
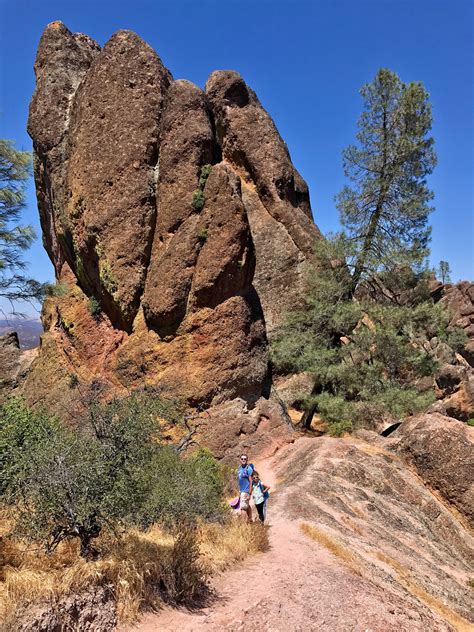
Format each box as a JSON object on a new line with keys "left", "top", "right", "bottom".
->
{"left": 427, "top": 281, "right": 474, "bottom": 421}
{"left": 277, "top": 434, "right": 474, "bottom": 627}
{"left": 391, "top": 412, "right": 474, "bottom": 523}
{"left": 205, "top": 70, "right": 321, "bottom": 335}
{"left": 439, "top": 281, "right": 474, "bottom": 367}
{"left": 0, "top": 333, "right": 38, "bottom": 404}
{"left": 24, "top": 22, "right": 321, "bottom": 414}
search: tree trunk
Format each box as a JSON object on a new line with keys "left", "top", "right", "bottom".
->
{"left": 349, "top": 108, "right": 390, "bottom": 298}
{"left": 300, "top": 403, "right": 317, "bottom": 430}
{"left": 78, "top": 519, "right": 101, "bottom": 559}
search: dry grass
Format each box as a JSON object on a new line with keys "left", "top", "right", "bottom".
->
{"left": 300, "top": 523, "right": 363, "bottom": 576}
{"left": 376, "top": 552, "right": 473, "bottom": 632}
{"left": 0, "top": 518, "right": 269, "bottom": 629}
{"left": 0, "top": 528, "right": 179, "bottom": 627}
{"left": 200, "top": 520, "right": 269, "bottom": 574}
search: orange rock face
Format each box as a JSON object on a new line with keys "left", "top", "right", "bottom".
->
{"left": 25, "top": 22, "right": 322, "bottom": 412}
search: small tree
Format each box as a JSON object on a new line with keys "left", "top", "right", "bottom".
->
{"left": 438, "top": 260, "right": 452, "bottom": 284}
{"left": 0, "top": 140, "right": 44, "bottom": 310}
{"left": 0, "top": 394, "right": 225, "bottom": 557}
{"left": 272, "top": 238, "right": 444, "bottom": 433}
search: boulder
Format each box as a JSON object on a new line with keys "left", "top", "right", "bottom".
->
{"left": 195, "top": 395, "right": 293, "bottom": 463}
{"left": 426, "top": 282, "right": 474, "bottom": 421}
{"left": 431, "top": 375, "right": 474, "bottom": 422}
{"left": 391, "top": 413, "right": 474, "bottom": 523}
{"left": 435, "top": 363, "right": 466, "bottom": 394}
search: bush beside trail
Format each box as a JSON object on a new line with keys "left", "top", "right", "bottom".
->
{"left": 0, "top": 395, "right": 226, "bottom": 557}
{"left": 0, "top": 393, "right": 268, "bottom": 628}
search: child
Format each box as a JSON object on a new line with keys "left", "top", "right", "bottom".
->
{"left": 251, "top": 471, "right": 270, "bottom": 523}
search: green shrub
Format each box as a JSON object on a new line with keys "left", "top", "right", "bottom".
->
{"left": 467, "top": 419, "right": 474, "bottom": 427}
{"left": 192, "top": 190, "right": 205, "bottom": 212}
{"left": 0, "top": 395, "right": 225, "bottom": 558}
{"left": 446, "top": 327, "right": 468, "bottom": 353}
{"left": 198, "top": 164, "right": 212, "bottom": 189}
{"left": 137, "top": 446, "right": 226, "bottom": 528}
{"left": 191, "top": 165, "right": 212, "bottom": 212}
{"left": 88, "top": 296, "right": 101, "bottom": 318}
{"left": 375, "top": 386, "right": 435, "bottom": 419}
{"left": 313, "top": 393, "right": 354, "bottom": 426}
{"left": 44, "top": 281, "right": 70, "bottom": 297}
{"left": 197, "top": 226, "right": 208, "bottom": 242}
{"left": 327, "top": 419, "right": 353, "bottom": 437}
{"left": 68, "top": 373, "right": 79, "bottom": 389}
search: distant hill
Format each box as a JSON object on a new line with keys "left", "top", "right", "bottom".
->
{"left": 0, "top": 319, "right": 43, "bottom": 349}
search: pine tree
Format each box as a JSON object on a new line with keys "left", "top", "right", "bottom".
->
{"left": 272, "top": 69, "right": 443, "bottom": 433}
{"left": 0, "top": 139, "right": 43, "bottom": 310}
{"left": 438, "top": 260, "right": 452, "bottom": 284}
{"left": 272, "top": 238, "right": 445, "bottom": 433}
{"left": 336, "top": 69, "right": 436, "bottom": 296}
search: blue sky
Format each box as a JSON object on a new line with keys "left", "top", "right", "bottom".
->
{"left": 1, "top": 0, "right": 473, "bottom": 316}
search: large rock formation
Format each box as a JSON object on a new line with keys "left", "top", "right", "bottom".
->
{"left": 439, "top": 281, "right": 474, "bottom": 367}
{"left": 427, "top": 281, "right": 474, "bottom": 421}
{"left": 24, "top": 22, "right": 321, "bottom": 413}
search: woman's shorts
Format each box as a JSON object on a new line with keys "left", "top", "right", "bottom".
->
{"left": 239, "top": 492, "right": 250, "bottom": 510}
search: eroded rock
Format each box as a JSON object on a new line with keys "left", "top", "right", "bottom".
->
{"left": 25, "top": 23, "right": 321, "bottom": 412}
{"left": 205, "top": 70, "right": 322, "bottom": 335}
{"left": 390, "top": 412, "right": 474, "bottom": 523}
{"left": 277, "top": 434, "right": 473, "bottom": 626}
{"left": 143, "top": 80, "right": 215, "bottom": 333}
{"left": 0, "top": 333, "right": 38, "bottom": 404}
{"left": 28, "top": 21, "right": 100, "bottom": 274}
{"left": 63, "top": 30, "right": 172, "bottom": 330}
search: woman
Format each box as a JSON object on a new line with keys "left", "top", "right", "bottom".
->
{"left": 237, "top": 454, "right": 254, "bottom": 523}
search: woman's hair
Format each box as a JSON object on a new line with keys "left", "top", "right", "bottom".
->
{"left": 252, "top": 471, "right": 260, "bottom": 478}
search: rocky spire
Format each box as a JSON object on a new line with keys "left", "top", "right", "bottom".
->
{"left": 26, "top": 23, "right": 322, "bottom": 409}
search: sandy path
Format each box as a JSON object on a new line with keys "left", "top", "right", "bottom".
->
{"left": 127, "top": 446, "right": 450, "bottom": 632}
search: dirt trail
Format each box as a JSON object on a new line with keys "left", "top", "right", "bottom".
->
{"left": 128, "top": 443, "right": 454, "bottom": 632}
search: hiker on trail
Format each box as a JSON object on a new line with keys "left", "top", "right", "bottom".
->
{"left": 251, "top": 471, "right": 270, "bottom": 523}
{"left": 237, "top": 454, "right": 254, "bottom": 523}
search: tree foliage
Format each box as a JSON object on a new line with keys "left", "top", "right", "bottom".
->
{"left": 438, "top": 260, "right": 452, "bottom": 284}
{"left": 336, "top": 69, "right": 436, "bottom": 296}
{"left": 0, "top": 139, "right": 44, "bottom": 309}
{"left": 272, "top": 238, "right": 444, "bottom": 433}
{"left": 0, "top": 394, "right": 226, "bottom": 558}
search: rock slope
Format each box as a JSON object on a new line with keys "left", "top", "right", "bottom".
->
{"left": 130, "top": 428, "right": 473, "bottom": 631}
{"left": 24, "top": 21, "right": 321, "bottom": 412}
